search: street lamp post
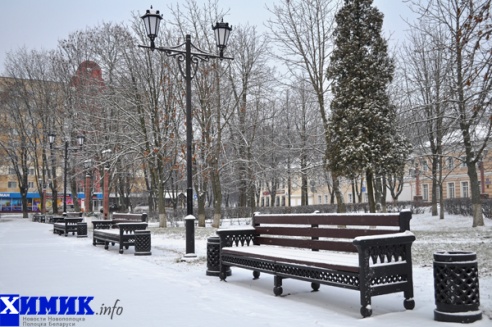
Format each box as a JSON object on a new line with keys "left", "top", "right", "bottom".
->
{"left": 48, "top": 133, "right": 85, "bottom": 214}
{"left": 139, "top": 7, "right": 233, "bottom": 257}
{"left": 102, "top": 149, "right": 112, "bottom": 219}
{"left": 83, "top": 159, "right": 92, "bottom": 213}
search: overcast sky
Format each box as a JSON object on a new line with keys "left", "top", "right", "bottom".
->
{"left": 0, "top": 0, "right": 415, "bottom": 74}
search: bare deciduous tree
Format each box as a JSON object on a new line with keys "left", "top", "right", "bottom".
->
{"left": 409, "top": 0, "right": 492, "bottom": 227}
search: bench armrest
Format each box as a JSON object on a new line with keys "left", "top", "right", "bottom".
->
{"left": 353, "top": 231, "right": 415, "bottom": 264}
{"left": 216, "top": 227, "right": 256, "bottom": 247}
{"left": 117, "top": 223, "right": 148, "bottom": 235}
{"left": 64, "top": 218, "right": 83, "bottom": 225}
{"left": 353, "top": 231, "right": 415, "bottom": 246}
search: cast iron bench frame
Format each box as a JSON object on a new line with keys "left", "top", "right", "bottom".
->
{"left": 217, "top": 210, "right": 415, "bottom": 318}
{"left": 92, "top": 220, "right": 148, "bottom": 254}
{"left": 53, "top": 218, "right": 84, "bottom": 237}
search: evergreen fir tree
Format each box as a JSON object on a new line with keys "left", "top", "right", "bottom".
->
{"left": 326, "top": 0, "right": 411, "bottom": 212}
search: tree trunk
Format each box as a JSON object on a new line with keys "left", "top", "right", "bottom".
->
{"left": 333, "top": 174, "right": 346, "bottom": 213}
{"left": 211, "top": 168, "right": 222, "bottom": 228}
{"left": 197, "top": 192, "right": 206, "bottom": 227}
{"left": 467, "top": 161, "right": 484, "bottom": 227}
{"left": 381, "top": 176, "right": 387, "bottom": 213}
{"left": 431, "top": 155, "right": 439, "bottom": 216}
{"left": 158, "top": 183, "right": 167, "bottom": 228}
{"left": 366, "top": 170, "right": 376, "bottom": 213}
{"left": 70, "top": 178, "right": 81, "bottom": 212}
{"left": 21, "top": 193, "right": 28, "bottom": 218}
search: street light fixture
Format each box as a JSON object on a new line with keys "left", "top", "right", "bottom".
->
{"left": 139, "top": 7, "right": 233, "bottom": 257}
{"left": 141, "top": 7, "right": 161, "bottom": 49}
{"left": 48, "top": 133, "right": 85, "bottom": 214}
{"left": 213, "top": 20, "right": 232, "bottom": 58}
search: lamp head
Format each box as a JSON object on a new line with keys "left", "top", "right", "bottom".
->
{"left": 213, "top": 19, "right": 232, "bottom": 58}
{"left": 77, "top": 135, "right": 85, "bottom": 147}
{"left": 141, "top": 6, "right": 162, "bottom": 49}
{"left": 48, "top": 133, "right": 56, "bottom": 145}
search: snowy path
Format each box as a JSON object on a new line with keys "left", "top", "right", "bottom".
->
{"left": 0, "top": 216, "right": 490, "bottom": 326}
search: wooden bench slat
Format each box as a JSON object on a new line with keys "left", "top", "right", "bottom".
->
{"left": 255, "top": 226, "right": 397, "bottom": 239}
{"left": 253, "top": 214, "right": 401, "bottom": 227}
{"left": 256, "top": 236, "right": 358, "bottom": 252}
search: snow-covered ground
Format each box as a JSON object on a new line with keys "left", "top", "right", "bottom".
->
{"left": 0, "top": 210, "right": 490, "bottom": 326}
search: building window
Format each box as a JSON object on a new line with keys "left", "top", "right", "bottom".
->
{"left": 266, "top": 197, "right": 270, "bottom": 207}
{"left": 461, "top": 157, "right": 467, "bottom": 168}
{"left": 447, "top": 157, "right": 454, "bottom": 170}
{"left": 8, "top": 181, "right": 17, "bottom": 188}
{"left": 8, "top": 168, "right": 15, "bottom": 175}
{"left": 261, "top": 198, "right": 264, "bottom": 207}
{"left": 325, "top": 195, "right": 328, "bottom": 204}
{"left": 318, "top": 195, "right": 322, "bottom": 204}
{"left": 461, "top": 181, "right": 469, "bottom": 198}
{"left": 28, "top": 182, "right": 34, "bottom": 189}
{"left": 448, "top": 182, "right": 455, "bottom": 199}
{"left": 422, "top": 160, "right": 429, "bottom": 172}
{"left": 423, "top": 184, "right": 429, "bottom": 201}
{"left": 282, "top": 196, "right": 285, "bottom": 206}
{"left": 28, "top": 168, "right": 35, "bottom": 175}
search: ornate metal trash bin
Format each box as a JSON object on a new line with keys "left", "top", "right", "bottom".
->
{"left": 134, "top": 230, "right": 152, "bottom": 256}
{"left": 77, "top": 222, "right": 88, "bottom": 238}
{"left": 433, "top": 251, "right": 482, "bottom": 323}
{"left": 206, "top": 237, "right": 231, "bottom": 277}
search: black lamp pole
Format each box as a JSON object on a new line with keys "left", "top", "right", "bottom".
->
{"left": 49, "top": 133, "right": 85, "bottom": 214}
{"left": 139, "top": 7, "right": 233, "bottom": 257}
{"left": 63, "top": 140, "right": 69, "bottom": 213}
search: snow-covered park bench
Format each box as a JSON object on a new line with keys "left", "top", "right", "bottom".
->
{"left": 53, "top": 217, "right": 85, "bottom": 237}
{"left": 92, "top": 220, "right": 150, "bottom": 255}
{"left": 216, "top": 210, "right": 415, "bottom": 318}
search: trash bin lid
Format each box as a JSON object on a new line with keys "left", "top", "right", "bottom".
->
{"left": 433, "top": 251, "right": 476, "bottom": 262}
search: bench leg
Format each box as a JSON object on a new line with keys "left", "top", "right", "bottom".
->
{"left": 311, "top": 282, "right": 320, "bottom": 292}
{"left": 104, "top": 242, "right": 109, "bottom": 250}
{"left": 359, "top": 290, "right": 373, "bottom": 318}
{"left": 219, "top": 264, "right": 230, "bottom": 281}
{"left": 253, "top": 270, "right": 260, "bottom": 279}
{"left": 403, "top": 287, "right": 415, "bottom": 310}
{"left": 273, "top": 276, "right": 283, "bottom": 296}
